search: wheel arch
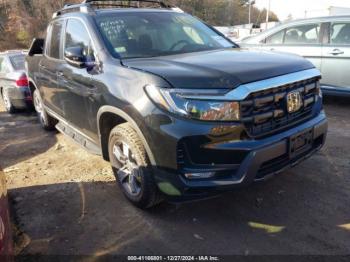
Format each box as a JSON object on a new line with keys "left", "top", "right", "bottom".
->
{"left": 28, "top": 78, "right": 37, "bottom": 96}
{"left": 97, "top": 106, "right": 156, "bottom": 166}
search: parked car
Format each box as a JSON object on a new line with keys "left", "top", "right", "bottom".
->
{"left": 0, "top": 50, "right": 32, "bottom": 113}
{"left": 26, "top": 0, "right": 327, "bottom": 208}
{"left": 241, "top": 16, "right": 350, "bottom": 97}
{"left": 0, "top": 167, "right": 13, "bottom": 258}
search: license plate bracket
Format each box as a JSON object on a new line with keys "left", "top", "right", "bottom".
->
{"left": 289, "top": 128, "right": 314, "bottom": 159}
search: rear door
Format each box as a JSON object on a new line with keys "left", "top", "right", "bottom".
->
{"left": 39, "top": 19, "right": 66, "bottom": 117}
{"left": 321, "top": 21, "right": 350, "bottom": 90}
{"left": 261, "top": 23, "right": 323, "bottom": 70}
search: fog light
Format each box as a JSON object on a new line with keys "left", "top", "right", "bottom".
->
{"left": 184, "top": 172, "right": 216, "bottom": 179}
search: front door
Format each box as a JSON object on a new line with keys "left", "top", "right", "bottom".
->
{"left": 321, "top": 21, "right": 350, "bottom": 91}
{"left": 261, "top": 23, "right": 323, "bottom": 71}
{"left": 60, "top": 18, "right": 98, "bottom": 139}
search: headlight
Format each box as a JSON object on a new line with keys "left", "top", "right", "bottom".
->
{"left": 145, "top": 85, "right": 240, "bottom": 122}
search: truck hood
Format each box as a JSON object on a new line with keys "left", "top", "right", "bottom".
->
{"left": 122, "top": 48, "right": 314, "bottom": 89}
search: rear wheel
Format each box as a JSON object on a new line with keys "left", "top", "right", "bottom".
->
{"left": 2, "top": 90, "right": 16, "bottom": 114}
{"left": 108, "top": 123, "right": 162, "bottom": 209}
{"left": 33, "top": 89, "right": 57, "bottom": 130}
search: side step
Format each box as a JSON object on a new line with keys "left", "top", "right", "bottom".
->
{"left": 56, "top": 121, "right": 101, "bottom": 156}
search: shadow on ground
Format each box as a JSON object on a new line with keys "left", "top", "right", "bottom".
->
{"left": 10, "top": 162, "right": 350, "bottom": 257}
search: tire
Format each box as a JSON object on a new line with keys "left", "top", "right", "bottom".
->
{"left": 108, "top": 123, "right": 162, "bottom": 209}
{"left": 33, "top": 89, "right": 57, "bottom": 131}
{"left": 1, "top": 89, "right": 16, "bottom": 114}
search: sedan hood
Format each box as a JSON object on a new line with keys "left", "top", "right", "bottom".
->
{"left": 122, "top": 48, "right": 314, "bottom": 89}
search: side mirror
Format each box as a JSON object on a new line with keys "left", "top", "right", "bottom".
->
{"left": 64, "top": 46, "right": 87, "bottom": 68}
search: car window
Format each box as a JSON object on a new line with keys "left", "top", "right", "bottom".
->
{"left": 284, "top": 24, "right": 320, "bottom": 44}
{"left": 0, "top": 58, "right": 10, "bottom": 74}
{"left": 0, "top": 57, "right": 4, "bottom": 73}
{"left": 10, "top": 55, "right": 25, "bottom": 70}
{"left": 48, "top": 20, "right": 64, "bottom": 59}
{"left": 330, "top": 22, "right": 350, "bottom": 45}
{"left": 65, "top": 19, "right": 95, "bottom": 61}
{"left": 265, "top": 30, "right": 285, "bottom": 44}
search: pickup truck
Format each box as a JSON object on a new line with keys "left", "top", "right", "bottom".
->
{"left": 26, "top": 0, "right": 328, "bottom": 209}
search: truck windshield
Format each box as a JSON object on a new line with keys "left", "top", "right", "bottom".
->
{"left": 96, "top": 11, "right": 234, "bottom": 59}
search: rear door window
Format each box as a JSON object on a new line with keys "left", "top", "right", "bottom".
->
{"left": 330, "top": 22, "right": 350, "bottom": 45}
{"left": 47, "top": 20, "right": 65, "bottom": 59}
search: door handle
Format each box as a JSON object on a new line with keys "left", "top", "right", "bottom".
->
{"left": 57, "top": 72, "right": 64, "bottom": 77}
{"left": 328, "top": 49, "right": 344, "bottom": 55}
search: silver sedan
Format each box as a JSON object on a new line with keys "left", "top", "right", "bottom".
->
{"left": 0, "top": 51, "right": 32, "bottom": 113}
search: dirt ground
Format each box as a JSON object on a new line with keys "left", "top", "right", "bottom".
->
{"left": 0, "top": 97, "right": 349, "bottom": 257}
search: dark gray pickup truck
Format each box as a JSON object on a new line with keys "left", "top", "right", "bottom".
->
{"left": 26, "top": 0, "right": 328, "bottom": 209}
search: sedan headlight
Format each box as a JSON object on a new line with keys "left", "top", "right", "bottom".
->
{"left": 145, "top": 85, "right": 240, "bottom": 122}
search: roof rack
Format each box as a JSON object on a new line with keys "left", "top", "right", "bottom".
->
{"left": 53, "top": 0, "right": 180, "bottom": 18}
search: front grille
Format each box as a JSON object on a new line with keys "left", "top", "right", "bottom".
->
{"left": 240, "top": 77, "right": 320, "bottom": 138}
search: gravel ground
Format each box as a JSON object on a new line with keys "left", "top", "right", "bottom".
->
{"left": 0, "top": 97, "right": 349, "bottom": 257}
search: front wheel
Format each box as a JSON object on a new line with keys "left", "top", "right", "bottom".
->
{"left": 108, "top": 123, "right": 162, "bottom": 209}
{"left": 33, "top": 89, "right": 57, "bottom": 130}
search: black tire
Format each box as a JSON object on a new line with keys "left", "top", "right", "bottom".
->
{"left": 108, "top": 123, "right": 162, "bottom": 209}
{"left": 33, "top": 89, "right": 57, "bottom": 130}
{"left": 1, "top": 89, "right": 16, "bottom": 114}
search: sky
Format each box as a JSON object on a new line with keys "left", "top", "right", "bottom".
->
{"left": 255, "top": 0, "right": 350, "bottom": 21}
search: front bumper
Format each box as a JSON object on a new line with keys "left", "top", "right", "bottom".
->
{"left": 151, "top": 112, "right": 327, "bottom": 201}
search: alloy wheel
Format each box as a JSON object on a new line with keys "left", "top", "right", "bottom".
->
{"left": 113, "top": 142, "right": 142, "bottom": 196}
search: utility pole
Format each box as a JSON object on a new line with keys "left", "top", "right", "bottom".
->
{"left": 248, "top": 1, "right": 255, "bottom": 25}
{"left": 265, "top": 0, "right": 271, "bottom": 30}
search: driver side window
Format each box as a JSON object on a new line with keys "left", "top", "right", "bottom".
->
{"left": 65, "top": 19, "right": 95, "bottom": 62}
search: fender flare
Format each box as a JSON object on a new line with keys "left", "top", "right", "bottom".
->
{"left": 97, "top": 106, "right": 156, "bottom": 166}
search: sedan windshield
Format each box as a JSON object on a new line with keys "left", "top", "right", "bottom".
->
{"left": 96, "top": 11, "right": 234, "bottom": 59}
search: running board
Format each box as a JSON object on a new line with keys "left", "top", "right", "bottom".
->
{"left": 56, "top": 121, "right": 101, "bottom": 156}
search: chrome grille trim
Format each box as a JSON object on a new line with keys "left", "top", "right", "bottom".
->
{"left": 180, "top": 68, "right": 321, "bottom": 101}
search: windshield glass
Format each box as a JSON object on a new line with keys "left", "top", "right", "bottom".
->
{"left": 10, "top": 55, "right": 25, "bottom": 70}
{"left": 96, "top": 11, "right": 234, "bottom": 59}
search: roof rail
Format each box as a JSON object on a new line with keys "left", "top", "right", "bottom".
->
{"left": 53, "top": 0, "right": 179, "bottom": 18}
{"left": 0, "top": 50, "right": 28, "bottom": 55}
